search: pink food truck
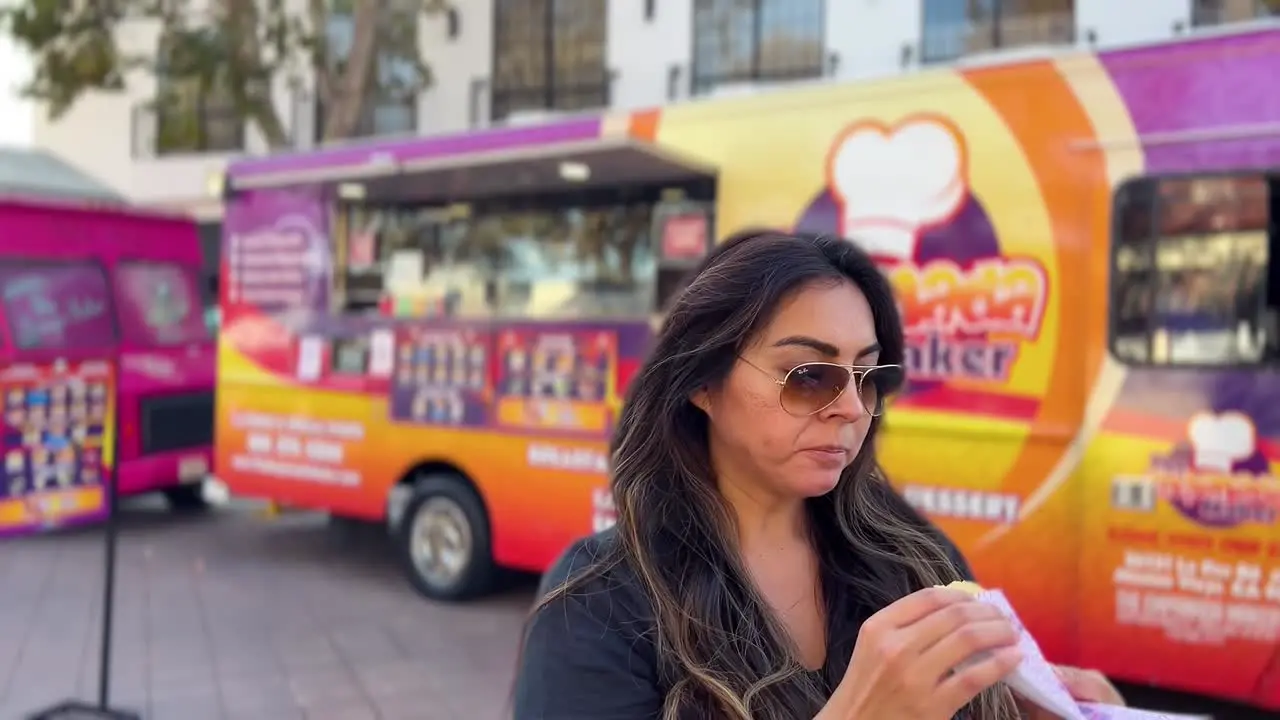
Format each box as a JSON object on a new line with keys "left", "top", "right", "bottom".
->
{"left": 0, "top": 197, "right": 215, "bottom": 537}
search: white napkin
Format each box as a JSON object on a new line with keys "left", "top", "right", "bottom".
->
{"left": 974, "top": 590, "right": 1211, "bottom": 720}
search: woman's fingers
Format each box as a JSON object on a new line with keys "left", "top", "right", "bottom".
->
{"left": 906, "top": 600, "right": 1009, "bottom": 656}
{"left": 1056, "top": 666, "right": 1126, "bottom": 706}
{"left": 903, "top": 602, "right": 1021, "bottom": 716}
{"left": 875, "top": 587, "right": 981, "bottom": 629}
{"left": 918, "top": 616, "right": 1020, "bottom": 682}
{"left": 935, "top": 646, "right": 1024, "bottom": 713}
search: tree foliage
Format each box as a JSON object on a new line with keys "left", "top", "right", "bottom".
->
{"left": 0, "top": 0, "right": 453, "bottom": 150}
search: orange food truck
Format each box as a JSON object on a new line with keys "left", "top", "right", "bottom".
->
{"left": 217, "top": 24, "right": 1280, "bottom": 709}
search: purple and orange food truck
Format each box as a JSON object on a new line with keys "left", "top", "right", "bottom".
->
{"left": 215, "top": 22, "right": 1280, "bottom": 710}
{"left": 0, "top": 197, "right": 215, "bottom": 537}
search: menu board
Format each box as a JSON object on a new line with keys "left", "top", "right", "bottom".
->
{"left": 660, "top": 213, "right": 710, "bottom": 261}
{"left": 222, "top": 189, "right": 331, "bottom": 314}
{"left": 225, "top": 228, "right": 312, "bottom": 308}
{"left": 0, "top": 360, "right": 112, "bottom": 536}
{"left": 495, "top": 327, "right": 617, "bottom": 435}
{"left": 389, "top": 325, "right": 491, "bottom": 427}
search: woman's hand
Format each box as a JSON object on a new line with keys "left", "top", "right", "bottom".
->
{"left": 817, "top": 587, "right": 1023, "bottom": 720}
{"left": 1018, "top": 666, "right": 1125, "bottom": 719}
{"left": 1056, "top": 665, "right": 1125, "bottom": 706}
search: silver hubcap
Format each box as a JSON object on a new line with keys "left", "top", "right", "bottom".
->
{"left": 409, "top": 496, "right": 472, "bottom": 589}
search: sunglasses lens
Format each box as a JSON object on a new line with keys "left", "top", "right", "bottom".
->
{"left": 780, "top": 363, "right": 852, "bottom": 415}
{"left": 860, "top": 365, "right": 905, "bottom": 416}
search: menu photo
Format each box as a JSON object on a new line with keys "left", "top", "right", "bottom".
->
{"left": 0, "top": 360, "right": 112, "bottom": 536}
{"left": 494, "top": 326, "right": 617, "bottom": 436}
{"left": 389, "top": 324, "right": 493, "bottom": 428}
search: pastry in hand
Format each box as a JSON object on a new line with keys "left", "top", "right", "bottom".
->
{"left": 937, "top": 580, "right": 985, "bottom": 596}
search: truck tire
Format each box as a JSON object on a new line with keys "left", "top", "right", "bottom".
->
{"left": 395, "top": 472, "right": 495, "bottom": 602}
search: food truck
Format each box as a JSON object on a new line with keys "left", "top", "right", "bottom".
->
{"left": 0, "top": 197, "right": 216, "bottom": 537}
{"left": 216, "top": 23, "right": 1280, "bottom": 709}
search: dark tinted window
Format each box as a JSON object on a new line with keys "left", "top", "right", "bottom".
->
{"left": 1110, "top": 175, "right": 1272, "bottom": 366}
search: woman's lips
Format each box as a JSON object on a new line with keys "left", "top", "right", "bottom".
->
{"left": 800, "top": 446, "right": 851, "bottom": 468}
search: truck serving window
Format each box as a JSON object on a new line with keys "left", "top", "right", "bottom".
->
{"left": 1110, "top": 174, "right": 1274, "bottom": 366}
{"left": 0, "top": 262, "right": 116, "bottom": 351}
{"left": 335, "top": 202, "right": 659, "bottom": 320}
{"left": 114, "top": 261, "right": 210, "bottom": 346}
{"left": 479, "top": 205, "right": 657, "bottom": 319}
{"left": 335, "top": 204, "right": 482, "bottom": 316}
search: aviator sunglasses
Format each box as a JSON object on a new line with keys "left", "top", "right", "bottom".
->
{"left": 738, "top": 357, "right": 905, "bottom": 417}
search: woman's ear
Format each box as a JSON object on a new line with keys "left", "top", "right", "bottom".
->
{"left": 690, "top": 386, "right": 712, "bottom": 416}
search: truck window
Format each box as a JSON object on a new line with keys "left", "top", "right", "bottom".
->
{"left": 336, "top": 205, "right": 468, "bottom": 315}
{"left": 480, "top": 205, "right": 656, "bottom": 319}
{"left": 114, "top": 262, "right": 210, "bottom": 346}
{"left": 1110, "top": 174, "right": 1272, "bottom": 366}
{"left": 0, "top": 262, "right": 116, "bottom": 351}
{"left": 334, "top": 202, "right": 658, "bottom": 320}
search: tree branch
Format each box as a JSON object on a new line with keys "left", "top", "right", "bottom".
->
{"left": 1, "top": 0, "right": 450, "bottom": 145}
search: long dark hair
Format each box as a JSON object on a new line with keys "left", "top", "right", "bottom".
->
{"left": 539, "top": 230, "right": 1018, "bottom": 719}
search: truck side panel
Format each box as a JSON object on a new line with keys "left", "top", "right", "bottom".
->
{"left": 1074, "top": 29, "right": 1280, "bottom": 708}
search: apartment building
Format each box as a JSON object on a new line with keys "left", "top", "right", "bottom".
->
{"left": 30, "top": 0, "right": 1280, "bottom": 225}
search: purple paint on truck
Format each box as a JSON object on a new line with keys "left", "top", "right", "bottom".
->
{"left": 228, "top": 116, "right": 605, "bottom": 180}
{"left": 222, "top": 187, "right": 333, "bottom": 316}
{"left": 1100, "top": 28, "right": 1280, "bottom": 532}
{"left": 1100, "top": 29, "right": 1280, "bottom": 172}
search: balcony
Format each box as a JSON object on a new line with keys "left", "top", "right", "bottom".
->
{"left": 920, "top": 10, "right": 1077, "bottom": 66}
{"left": 683, "top": 52, "right": 839, "bottom": 99}
{"left": 468, "top": 71, "right": 615, "bottom": 128}
{"left": 1191, "top": 0, "right": 1280, "bottom": 27}
{"left": 131, "top": 100, "right": 246, "bottom": 159}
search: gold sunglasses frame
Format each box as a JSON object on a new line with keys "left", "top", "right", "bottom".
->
{"left": 739, "top": 357, "right": 903, "bottom": 417}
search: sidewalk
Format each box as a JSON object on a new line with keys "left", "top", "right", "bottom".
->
{"left": 0, "top": 499, "right": 532, "bottom": 719}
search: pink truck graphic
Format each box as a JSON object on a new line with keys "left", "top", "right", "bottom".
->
{"left": 0, "top": 197, "right": 215, "bottom": 536}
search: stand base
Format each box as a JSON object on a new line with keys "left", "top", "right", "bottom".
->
{"left": 26, "top": 700, "right": 142, "bottom": 720}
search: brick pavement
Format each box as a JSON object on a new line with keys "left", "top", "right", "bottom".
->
{"left": 2, "top": 501, "right": 1270, "bottom": 720}
{"left": 0, "top": 498, "right": 536, "bottom": 720}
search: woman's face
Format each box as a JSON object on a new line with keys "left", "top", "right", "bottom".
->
{"left": 697, "top": 279, "right": 880, "bottom": 501}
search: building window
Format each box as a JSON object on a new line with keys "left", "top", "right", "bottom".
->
{"left": 153, "top": 32, "right": 243, "bottom": 156}
{"left": 491, "top": 0, "right": 609, "bottom": 122}
{"left": 1110, "top": 175, "right": 1275, "bottom": 367}
{"left": 921, "top": 0, "right": 1076, "bottom": 65}
{"left": 316, "top": 4, "right": 418, "bottom": 140}
{"left": 1192, "top": 0, "right": 1280, "bottom": 27}
{"left": 690, "top": 0, "right": 825, "bottom": 96}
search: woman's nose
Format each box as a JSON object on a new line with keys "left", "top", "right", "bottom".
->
{"left": 820, "top": 377, "right": 866, "bottom": 421}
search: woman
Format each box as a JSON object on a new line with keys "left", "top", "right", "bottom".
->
{"left": 514, "top": 230, "right": 1122, "bottom": 719}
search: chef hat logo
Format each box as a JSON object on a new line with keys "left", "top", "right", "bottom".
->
{"left": 826, "top": 115, "right": 969, "bottom": 260}
{"left": 1187, "top": 412, "right": 1255, "bottom": 473}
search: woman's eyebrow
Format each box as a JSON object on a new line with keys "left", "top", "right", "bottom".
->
{"left": 854, "top": 343, "right": 881, "bottom": 361}
{"left": 771, "top": 337, "right": 881, "bottom": 360}
{"left": 771, "top": 335, "right": 840, "bottom": 356}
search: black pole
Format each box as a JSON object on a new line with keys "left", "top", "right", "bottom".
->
{"left": 96, "top": 409, "right": 121, "bottom": 709}
{"left": 991, "top": 0, "right": 1004, "bottom": 50}
{"left": 543, "top": 0, "right": 555, "bottom": 108}
{"left": 750, "top": 0, "right": 763, "bottom": 80}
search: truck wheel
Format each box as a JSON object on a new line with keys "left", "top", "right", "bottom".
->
{"left": 163, "top": 484, "right": 209, "bottom": 513}
{"left": 395, "top": 473, "right": 495, "bottom": 602}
